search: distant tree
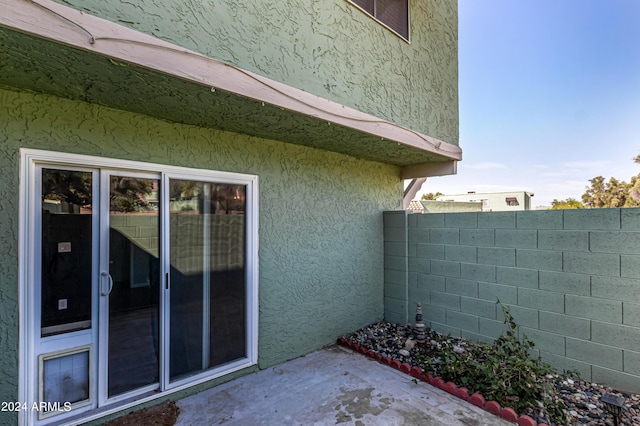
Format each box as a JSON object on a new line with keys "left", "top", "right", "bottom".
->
{"left": 629, "top": 155, "right": 640, "bottom": 205}
{"left": 628, "top": 175, "right": 640, "bottom": 206}
{"left": 603, "top": 177, "right": 628, "bottom": 208}
{"left": 561, "top": 155, "right": 640, "bottom": 209}
{"left": 581, "top": 175, "right": 637, "bottom": 209}
{"left": 582, "top": 176, "right": 607, "bottom": 208}
{"left": 421, "top": 192, "right": 443, "bottom": 201}
{"left": 551, "top": 198, "right": 584, "bottom": 210}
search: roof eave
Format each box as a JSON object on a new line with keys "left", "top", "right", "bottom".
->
{"left": 0, "top": 0, "right": 461, "bottom": 176}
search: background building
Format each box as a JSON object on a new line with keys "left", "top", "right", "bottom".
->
{"left": 436, "top": 191, "right": 535, "bottom": 211}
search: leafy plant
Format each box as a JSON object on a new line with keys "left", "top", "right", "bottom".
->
{"left": 414, "top": 303, "right": 572, "bottom": 423}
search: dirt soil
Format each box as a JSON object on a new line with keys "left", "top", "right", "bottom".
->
{"left": 103, "top": 401, "right": 179, "bottom": 426}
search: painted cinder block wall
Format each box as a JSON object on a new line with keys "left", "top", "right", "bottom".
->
{"left": 384, "top": 209, "right": 640, "bottom": 393}
{"left": 0, "top": 87, "right": 400, "bottom": 419}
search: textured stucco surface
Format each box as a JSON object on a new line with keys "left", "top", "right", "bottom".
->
{"left": 51, "top": 0, "right": 459, "bottom": 145}
{"left": 0, "top": 87, "right": 400, "bottom": 420}
{"left": 0, "top": 27, "right": 453, "bottom": 167}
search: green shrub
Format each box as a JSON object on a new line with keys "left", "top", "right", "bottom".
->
{"left": 414, "top": 303, "right": 567, "bottom": 421}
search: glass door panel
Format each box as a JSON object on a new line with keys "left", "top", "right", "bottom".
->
{"left": 168, "top": 180, "right": 247, "bottom": 382}
{"left": 41, "top": 169, "right": 93, "bottom": 337}
{"left": 38, "top": 167, "right": 96, "bottom": 420}
{"left": 107, "top": 175, "right": 160, "bottom": 397}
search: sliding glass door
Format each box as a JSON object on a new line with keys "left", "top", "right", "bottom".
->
{"left": 21, "top": 150, "right": 257, "bottom": 425}
{"left": 167, "top": 179, "right": 247, "bottom": 382}
{"left": 105, "top": 173, "right": 161, "bottom": 398}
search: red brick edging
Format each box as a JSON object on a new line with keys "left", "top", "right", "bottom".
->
{"left": 336, "top": 337, "right": 544, "bottom": 426}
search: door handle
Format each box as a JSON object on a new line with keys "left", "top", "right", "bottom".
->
{"left": 101, "top": 271, "right": 113, "bottom": 296}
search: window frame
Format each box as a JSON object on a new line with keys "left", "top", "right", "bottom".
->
{"left": 348, "top": 0, "right": 410, "bottom": 42}
{"left": 505, "top": 197, "right": 520, "bottom": 207}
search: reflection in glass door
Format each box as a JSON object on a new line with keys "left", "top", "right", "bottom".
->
{"left": 39, "top": 168, "right": 95, "bottom": 416}
{"left": 41, "top": 169, "right": 94, "bottom": 338}
{"left": 106, "top": 175, "right": 160, "bottom": 397}
{"left": 168, "top": 179, "right": 246, "bottom": 382}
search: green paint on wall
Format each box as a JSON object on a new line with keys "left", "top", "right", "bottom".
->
{"left": 0, "top": 87, "right": 401, "bottom": 413}
{"left": 0, "top": 27, "right": 451, "bottom": 168}
{"left": 49, "top": 0, "right": 459, "bottom": 145}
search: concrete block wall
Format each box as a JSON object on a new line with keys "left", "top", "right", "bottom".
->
{"left": 383, "top": 209, "right": 640, "bottom": 393}
{"left": 383, "top": 211, "right": 409, "bottom": 325}
{"left": 111, "top": 214, "right": 246, "bottom": 273}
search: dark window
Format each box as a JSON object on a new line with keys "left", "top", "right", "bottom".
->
{"left": 505, "top": 197, "right": 519, "bottom": 206}
{"left": 350, "top": 0, "right": 409, "bottom": 40}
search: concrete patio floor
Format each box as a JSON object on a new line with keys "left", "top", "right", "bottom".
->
{"left": 174, "top": 345, "right": 513, "bottom": 425}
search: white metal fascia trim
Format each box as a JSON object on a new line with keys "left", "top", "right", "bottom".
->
{"left": 401, "top": 160, "right": 457, "bottom": 179}
{"left": 0, "top": 0, "right": 462, "bottom": 162}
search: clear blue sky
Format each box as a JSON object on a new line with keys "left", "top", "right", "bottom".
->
{"left": 418, "top": 0, "right": 640, "bottom": 207}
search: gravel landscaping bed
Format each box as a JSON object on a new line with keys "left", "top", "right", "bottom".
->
{"left": 341, "top": 321, "right": 640, "bottom": 426}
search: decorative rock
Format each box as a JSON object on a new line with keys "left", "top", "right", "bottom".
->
{"left": 338, "top": 320, "right": 640, "bottom": 425}
{"left": 414, "top": 303, "right": 426, "bottom": 342}
{"left": 398, "top": 349, "right": 410, "bottom": 357}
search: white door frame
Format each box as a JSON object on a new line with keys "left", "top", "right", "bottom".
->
{"left": 97, "top": 169, "right": 163, "bottom": 406}
{"left": 19, "top": 149, "right": 259, "bottom": 426}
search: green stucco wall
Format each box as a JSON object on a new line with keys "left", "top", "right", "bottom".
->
{"left": 384, "top": 209, "right": 640, "bottom": 394}
{"left": 52, "top": 0, "right": 458, "bottom": 145}
{"left": 0, "top": 86, "right": 401, "bottom": 421}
